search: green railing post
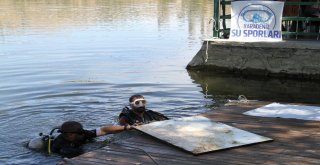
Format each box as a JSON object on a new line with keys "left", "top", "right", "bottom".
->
{"left": 213, "top": 0, "right": 220, "bottom": 38}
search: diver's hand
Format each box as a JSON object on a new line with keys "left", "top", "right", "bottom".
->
{"left": 124, "top": 125, "right": 134, "bottom": 130}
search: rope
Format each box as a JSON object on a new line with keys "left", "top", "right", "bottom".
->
{"left": 212, "top": 18, "right": 219, "bottom": 32}
{"left": 205, "top": 40, "right": 209, "bottom": 63}
{"left": 204, "top": 15, "right": 223, "bottom": 64}
{"left": 110, "top": 143, "right": 159, "bottom": 165}
{"left": 204, "top": 18, "right": 215, "bottom": 64}
{"left": 210, "top": 18, "right": 222, "bottom": 34}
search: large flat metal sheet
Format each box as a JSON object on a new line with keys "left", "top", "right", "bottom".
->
{"left": 134, "top": 115, "right": 272, "bottom": 154}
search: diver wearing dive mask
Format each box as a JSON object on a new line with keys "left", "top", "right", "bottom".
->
{"left": 118, "top": 94, "right": 169, "bottom": 126}
{"left": 130, "top": 98, "right": 147, "bottom": 113}
{"left": 51, "top": 121, "right": 132, "bottom": 158}
{"left": 28, "top": 121, "right": 132, "bottom": 158}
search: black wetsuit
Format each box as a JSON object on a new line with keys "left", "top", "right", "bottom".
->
{"left": 51, "top": 129, "right": 97, "bottom": 158}
{"left": 119, "top": 106, "right": 169, "bottom": 125}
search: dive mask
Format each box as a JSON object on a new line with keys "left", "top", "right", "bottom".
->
{"left": 130, "top": 98, "right": 146, "bottom": 108}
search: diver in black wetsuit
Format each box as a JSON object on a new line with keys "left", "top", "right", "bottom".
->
{"left": 28, "top": 121, "right": 131, "bottom": 158}
{"left": 118, "top": 94, "right": 168, "bottom": 126}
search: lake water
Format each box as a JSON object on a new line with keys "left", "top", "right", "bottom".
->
{"left": 1, "top": 0, "right": 320, "bottom": 164}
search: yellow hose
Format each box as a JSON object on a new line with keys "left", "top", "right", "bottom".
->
{"left": 47, "top": 137, "right": 51, "bottom": 155}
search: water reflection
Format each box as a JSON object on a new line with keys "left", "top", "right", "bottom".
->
{"left": 188, "top": 70, "right": 320, "bottom": 105}
{"left": 0, "top": 0, "right": 213, "bottom": 38}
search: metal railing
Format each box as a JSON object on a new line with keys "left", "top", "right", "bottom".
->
{"left": 213, "top": 0, "right": 320, "bottom": 40}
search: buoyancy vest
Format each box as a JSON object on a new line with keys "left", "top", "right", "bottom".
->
{"left": 50, "top": 129, "right": 97, "bottom": 158}
{"left": 119, "top": 107, "right": 169, "bottom": 125}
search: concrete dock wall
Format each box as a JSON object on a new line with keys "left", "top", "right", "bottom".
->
{"left": 187, "top": 39, "right": 320, "bottom": 79}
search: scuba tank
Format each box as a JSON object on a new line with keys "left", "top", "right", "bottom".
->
{"left": 27, "top": 127, "right": 60, "bottom": 154}
{"left": 28, "top": 136, "right": 46, "bottom": 150}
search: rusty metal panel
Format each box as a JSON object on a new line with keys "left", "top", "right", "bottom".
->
{"left": 134, "top": 115, "right": 272, "bottom": 154}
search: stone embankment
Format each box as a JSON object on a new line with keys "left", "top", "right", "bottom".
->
{"left": 187, "top": 39, "right": 320, "bottom": 79}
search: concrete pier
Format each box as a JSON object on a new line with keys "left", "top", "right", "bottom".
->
{"left": 187, "top": 39, "right": 320, "bottom": 79}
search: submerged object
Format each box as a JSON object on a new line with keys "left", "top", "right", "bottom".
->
{"left": 135, "top": 115, "right": 272, "bottom": 154}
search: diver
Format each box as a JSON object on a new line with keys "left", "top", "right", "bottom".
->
{"left": 28, "top": 121, "right": 131, "bottom": 158}
{"left": 118, "top": 94, "right": 169, "bottom": 126}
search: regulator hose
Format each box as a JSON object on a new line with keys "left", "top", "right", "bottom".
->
{"left": 47, "top": 127, "right": 60, "bottom": 155}
{"left": 48, "top": 137, "right": 52, "bottom": 154}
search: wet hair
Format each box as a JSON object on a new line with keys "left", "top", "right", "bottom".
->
{"left": 129, "top": 94, "right": 144, "bottom": 102}
{"left": 60, "top": 121, "right": 84, "bottom": 134}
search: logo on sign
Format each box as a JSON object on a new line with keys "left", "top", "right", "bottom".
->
{"left": 238, "top": 4, "right": 276, "bottom": 30}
